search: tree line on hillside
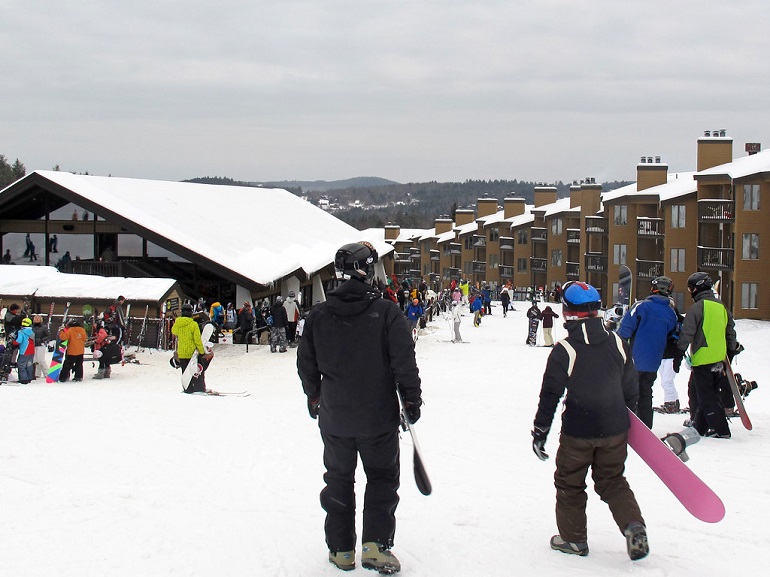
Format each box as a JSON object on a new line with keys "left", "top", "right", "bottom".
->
{"left": 1, "top": 155, "right": 26, "bottom": 188}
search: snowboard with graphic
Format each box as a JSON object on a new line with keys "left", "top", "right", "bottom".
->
{"left": 722, "top": 358, "right": 753, "bottom": 430}
{"left": 181, "top": 322, "right": 216, "bottom": 391}
{"left": 398, "top": 391, "right": 432, "bottom": 496}
{"left": 626, "top": 408, "right": 725, "bottom": 523}
{"left": 46, "top": 302, "right": 72, "bottom": 383}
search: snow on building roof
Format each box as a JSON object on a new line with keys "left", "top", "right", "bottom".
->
{"left": 8, "top": 171, "right": 393, "bottom": 286}
{"left": 696, "top": 149, "right": 770, "bottom": 180}
{"left": 0, "top": 265, "right": 176, "bottom": 301}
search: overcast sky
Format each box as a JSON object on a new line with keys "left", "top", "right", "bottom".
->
{"left": 3, "top": 0, "right": 769, "bottom": 185}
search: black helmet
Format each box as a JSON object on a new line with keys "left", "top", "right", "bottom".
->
{"left": 334, "top": 241, "right": 378, "bottom": 282}
{"left": 651, "top": 275, "right": 674, "bottom": 297}
{"left": 687, "top": 272, "right": 713, "bottom": 293}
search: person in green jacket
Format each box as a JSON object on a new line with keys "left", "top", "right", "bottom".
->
{"left": 677, "top": 272, "right": 739, "bottom": 439}
{"left": 171, "top": 303, "right": 209, "bottom": 393}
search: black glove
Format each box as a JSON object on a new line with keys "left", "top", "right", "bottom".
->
{"left": 532, "top": 426, "right": 550, "bottom": 461}
{"left": 673, "top": 352, "right": 684, "bottom": 373}
{"left": 404, "top": 399, "right": 422, "bottom": 424}
{"left": 728, "top": 343, "right": 744, "bottom": 361}
{"left": 307, "top": 396, "right": 320, "bottom": 419}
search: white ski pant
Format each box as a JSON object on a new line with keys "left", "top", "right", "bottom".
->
{"left": 34, "top": 345, "right": 48, "bottom": 378}
{"left": 657, "top": 358, "right": 679, "bottom": 402}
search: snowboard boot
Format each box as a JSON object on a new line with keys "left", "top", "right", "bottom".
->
{"left": 93, "top": 369, "right": 105, "bottom": 379}
{"left": 328, "top": 550, "right": 355, "bottom": 572}
{"left": 623, "top": 522, "right": 649, "bottom": 560}
{"left": 361, "top": 542, "right": 401, "bottom": 574}
{"left": 550, "top": 535, "right": 589, "bottom": 557}
{"left": 704, "top": 429, "right": 731, "bottom": 439}
{"left": 104, "top": 366, "right": 111, "bottom": 378}
{"left": 663, "top": 400, "right": 680, "bottom": 413}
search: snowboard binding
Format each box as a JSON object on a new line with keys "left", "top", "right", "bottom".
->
{"left": 734, "top": 373, "right": 758, "bottom": 398}
{"left": 661, "top": 426, "right": 701, "bottom": 462}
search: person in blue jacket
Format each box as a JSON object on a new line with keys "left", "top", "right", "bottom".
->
{"left": 470, "top": 292, "right": 484, "bottom": 327}
{"left": 405, "top": 298, "right": 424, "bottom": 333}
{"left": 617, "top": 276, "right": 678, "bottom": 428}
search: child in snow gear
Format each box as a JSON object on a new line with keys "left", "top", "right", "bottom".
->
{"left": 532, "top": 281, "right": 648, "bottom": 561}
{"left": 298, "top": 241, "right": 422, "bottom": 574}
{"left": 12, "top": 317, "right": 36, "bottom": 383}
{"left": 677, "top": 272, "right": 739, "bottom": 439}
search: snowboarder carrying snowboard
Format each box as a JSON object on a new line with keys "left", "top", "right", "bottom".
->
{"left": 531, "top": 281, "right": 649, "bottom": 561}
{"left": 171, "top": 303, "right": 212, "bottom": 393}
{"left": 525, "top": 301, "right": 541, "bottom": 345}
{"left": 297, "top": 241, "right": 422, "bottom": 574}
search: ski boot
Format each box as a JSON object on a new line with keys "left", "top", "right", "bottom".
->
{"left": 361, "top": 542, "right": 401, "bottom": 574}
{"left": 328, "top": 550, "right": 355, "bottom": 571}
{"left": 93, "top": 369, "right": 105, "bottom": 379}
{"left": 623, "top": 522, "right": 649, "bottom": 560}
{"left": 549, "top": 535, "right": 588, "bottom": 556}
{"left": 663, "top": 400, "right": 681, "bottom": 413}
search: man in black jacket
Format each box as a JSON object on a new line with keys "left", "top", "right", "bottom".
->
{"left": 298, "top": 242, "right": 422, "bottom": 574}
{"left": 531, "top": 281, "right": 648, "bottom": 561}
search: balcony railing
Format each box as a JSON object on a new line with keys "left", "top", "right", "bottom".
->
{"left": 531, "top": 227, "right": 548, "bottom": 242}
{"left": 472, "top": 235, "right": 487, "bottom": 247}
{"left": 566, "top": 229, "right": 581, "bottom": 244}
{"left": 472, "top": 261, "right": 486, "bottom": 274}
{"left": 566, "top": 262, "right": 580, "bottom": 278}
{"left": 530, "top": 257, "right": 548, "bottom": 272}
{"left": 636, "top": 259, "right": 664, "bottom": 280}
{"left": 394, "top": 252, "right": 411, "bottom": 263}
{"left": 585, "top": 253, "right": 608, "bottom": 273}
{"left": 449, "top": 243, "right": 462, "bottom": 255}
{"left": 698, "top": 247, "right": 734, "bottom": 270}
{"left": 585, "top": 216, "right": 609, "bottom": 235}
{"left": 698, "top": 200, "right": 735, "bottom": 223}
{"left": 637, "top": 218, "right": 664, "bottom": 237}
{"left": 429, "top": 249, "right": 440, "bottom": 261}
{"left": 499, "top": 265, "right": 514, "bottom": 278}
{"left": 499, "top": 236, "right": 515, "bottom": 251}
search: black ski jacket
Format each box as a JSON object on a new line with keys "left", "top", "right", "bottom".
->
{"left": 297, "top": 278, "right": 422, "bottom": 437}
{"left": 534, "top": 316, "right": 638, "bottom": 439}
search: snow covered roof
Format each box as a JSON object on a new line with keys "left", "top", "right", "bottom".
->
{"left": 0, "top": 265, "right": 177, "bottom": 301}
{"left": 696, "top": 149, "right": 770, "bottom": 180}
{"left": 455, "top": 221, "right": 479, "bottom": 236}
{"left": 1, "top": 171, "right": 393, "bottom": 287}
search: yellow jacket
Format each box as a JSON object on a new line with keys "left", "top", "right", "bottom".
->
{"left": 171, "top": 316, "right": 204, "bottom": 359}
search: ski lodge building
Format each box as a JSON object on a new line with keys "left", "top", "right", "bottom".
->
{"left": 0, "top": 172, "right": 393, "bottom": 318}
{"left": 377, "top": 131, "right": 770, "bottom": 320}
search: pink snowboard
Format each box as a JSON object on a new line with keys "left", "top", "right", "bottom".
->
{"left": 626, "top": 409, "right": 725, "bottom": 523}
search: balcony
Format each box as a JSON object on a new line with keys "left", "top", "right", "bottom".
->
{"left": 530, "top": 257, "right": 548, "bottom": 272}
{"left": 585, "top": 253, "right": 608, "bottom": 273}
{"left": 409, "top": 247, "right": 421, "bottom": 258}
{"left": 531, "top": 227, "right": 548, "bottom": 242}
{"left": 449, "top": 242, "right": 462, "bottom": 255}
{"left": 566, "top": 229, "right": 581, "bottom": 244}
{"left": 566, "top": 262, "right": 580, "bottom": 278}
{"left": 499, "top": 265, "right": 514, "bottom": 278}
{"left": 394, "top": 252, "right": 411, "bottom": 263}
{"left": 698, "top": 247, "right": 734, "bottom": 270}
{"left": 499, "top": 236, "right": 515, "bottom": 251}
{"left": 472, "top": 261, "right": 486, "bottom": 274}
{"left": 698, "top": 200, "right": 735, "bottom": 223}
{"left": 636, "top": 259, "right": 664, "bottom": 280}
{"left": 472, "top": 235, "right": 487, "bottom": 247}
{"left": 429, "top": 249, "right": 440, "bottom": 261}
{"left": 637, "top": 218, "right": 664, "bottom": 237}
{"left": 585, "top": 216, "right": 609, "bottom": 235}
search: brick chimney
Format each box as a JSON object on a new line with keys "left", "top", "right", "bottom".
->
{"left": 454, "top": 208, "right": 475, "bottom": 226}
{"left": 569, "top": 182, "right": 581, "bottom": 209}
{"left": 580, "top": 180, "right": 602, "bottom": 215}
{"left": 434, "top": 216, "right": 453, "bottom": 235}
{"left": 503, "top": 196, "right": 526, "bottom": 219}
{"left": 636, "top": 156, "right": 668, "bottom": 191}
{"left": 534, "top": 185, "right": 557, "bottom": 208}
{"left": 476, "top": 194, "right": 499, "bottom": 218}
{"left": 384, "top": 223, "right": 400, "bottom": 241}
{"left": 697, "top": 129, "right": 733, "bottom": 171}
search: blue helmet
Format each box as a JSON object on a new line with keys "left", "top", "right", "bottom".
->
{"left": 562, "top": 281, "right": 601, "bottom": 318}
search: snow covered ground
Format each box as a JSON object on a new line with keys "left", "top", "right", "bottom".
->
{"left": 1, "top": 303, "right": 768, "bottom": 577}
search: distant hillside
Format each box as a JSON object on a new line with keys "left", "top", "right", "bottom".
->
{"left": 257, "top": 177, "right": 400, "bottom": 192}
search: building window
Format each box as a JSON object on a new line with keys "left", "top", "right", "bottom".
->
{"left": 463, "top": 261, "right": 472, "bottom": 274}
{"left": 671, "top": 205, "right": 686, "bottom": 228}
{"left": 517, "top": 230, "right": 528, "bottom": 244}
{"left": 464, "top": 236, "right": 474, "bottom": 250}
{"left": 423, "top": 263, "right": 431, "bottom": 275}
{"left": 741, "top": 283, "right": 759, "bottom": 309}
{"left": 670, "top": 248, "right": 686, "bottom": 272}
{"left": 489, "top": 227, "right": 499, "bottom": 242}
{"left": 613, "top": 205, "right": 628, "bottom": 226}
{"left": 517, "top": 258, "right": 528, "bottom": 273}
{"left": 489, "top": 254, "right": 499, "bottom": 269}
{"left": 551, "top": 218, "right": 563, "bottom": 236}
{"left": 613, "top": 244, "right": 627, "bottom": 265}
{"left": 743, "top": 184, "right": 760, "bottom": 211}
{"left": 551, "top": 249, "right": 563, "bottom": 267}
{"left": 742, "top": 233, "right": 759, "bottom": 260}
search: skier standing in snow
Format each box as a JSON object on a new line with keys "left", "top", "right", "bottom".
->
{"left": 31, "top": 315, "right": 50, "bottom": 379}
{"left": 539, "top": 305, "right": 559, "bottom": 347}
{"left": 616, "top": 276, "right": 678, "bottom": 428}
{"left": 283, "top": 291, "right": 301, "bottom": 345}
{"left": 470, "top": 291, "right": 483, "bottom": 327}
{"left": 268, "top": 297, "right": 289, "bottom": 353}
{"left": 450, "top": 300, "right": 463, "bottom": 342}
{"left": 297, "top": 241, "right": 422, "bottom": 574}
{"left": 405, "top": 298, "right": 424, "bottom": 334}
{"left": 677, "top": 272, "right": 739, "bottom": 439}
{"left": 499, "top": 286, "right": 511, "bottom": 317}
{"left": 526, "top": 301, "right": 541, "bottom": 345}
{"left": 531, "top": 281, "right": 648, "bottom": 561}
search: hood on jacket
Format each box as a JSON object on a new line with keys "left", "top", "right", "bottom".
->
{"left": 325, "top": 278, "right": 382, "bottom": 317}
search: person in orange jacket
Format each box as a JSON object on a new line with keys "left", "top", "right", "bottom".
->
{"left": 58, "top": 319, "right": 89, "bottom": 382}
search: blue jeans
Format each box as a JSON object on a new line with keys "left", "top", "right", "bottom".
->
{"left": 17, "top": 354, "right": 34, "bottom": 382}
